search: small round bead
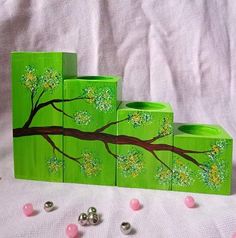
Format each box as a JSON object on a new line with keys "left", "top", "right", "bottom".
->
{"left": 130, "top": 198, "right": 141, "bottom": 211}
{"left": 184, "top": 196, "right": 195, "bottom": 208}
{"left": 87, "top": 213, "right": 99, "bottom": 225}
{"left": 23, "top": 203, "right": 34, "bottom": 216}
{"left": 120, "top": 222, "right": 132, "bottom": 235}
{"left": 44, "top": 201, "right": 54, "bottom": 212}
{"left": 66, "top": 224, "right": 79, "bottom": 238}
{"left": 87, "top": 207, "right": 97, "bottom": 214}
{"left": 78, "top": 213, "right": 88, "bottom": 226}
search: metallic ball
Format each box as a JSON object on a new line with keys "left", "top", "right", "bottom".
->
{"left": 87, "top": 207, "right": 97, "bottom": 214}
{"left": 78, "top": 213, "right": 88, "bottom": 226}
{"left": 44, "top": 201, "right": 54, "bottom": 212}
{"left": 87, "top": 212, "right": 100, "bottom": 225}
{"left": 120, "top": 222, "right": 132, "bottom": 235}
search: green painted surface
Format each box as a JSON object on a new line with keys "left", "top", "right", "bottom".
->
{"left": 12, "top": 52, "right": 77, "bottom": 182}
{"left": 63, "top": 76, "right": 120, "bottom": 185}
{"left": 117, "top": 101, "right": 173, "bottom": 190}
{"left": 173, "top": 123, "right": 233, "bottom": 195}
{"left": 11, "top": 52, "right": 233, "bottom": 195}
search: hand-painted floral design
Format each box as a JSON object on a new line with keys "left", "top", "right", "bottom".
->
{"left": 159, "top": 117, "right": 172, "bottom": 136}
{"left": 172, "top": 159, "right": 195, "bottom": 186}
{"left": 40, "top": 68, "right": 61, "bottom": 92}
{"left": 127, "top": 112, "right": 152, "bottom": 128}
{"left": 80, "top": 151, "right": 101, "bottom": 177}
{"left": 199, "top": 140, "right": 228, "bottom": 190}
{"left": 83, "top": 87, "right": 114, "bottom": 112}
{"left": 200, "top": 160, "right": 226, "bottom": 190}
{"left": 207, "top": 140, "right": 227, "bottom": 160}
{"left": 118, "top": 148, "right": 144, "bottom": 177}
{"left": 21, "top": 65, "right": 39, "bottom": 93}
{"left": 156, "top": 159, "right": 194, "bottom": 187}
{"left": 47, "top": 156, "right": 64, "bottom": 174}
{"left": 74, "top": 111, "right": 91, "bottom": 125}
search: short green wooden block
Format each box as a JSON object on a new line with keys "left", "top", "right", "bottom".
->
{"left": 172, "top": 123, "right": 233, "bottom": 195}
{"left": 12, "top": 52, "right": 77, "bottom": 182}
{"left": 117, "top": 101, "right": 174, "bottom": 190}
{"left": 63, "top": 76, "right": 120, "bottom": 185}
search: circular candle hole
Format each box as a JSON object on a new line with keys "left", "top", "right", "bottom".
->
{"left": 178, "top": 125, "right": 220, "bottom": 136}
{"left": 126, "top": 102, "right": 166, "bottom": 110}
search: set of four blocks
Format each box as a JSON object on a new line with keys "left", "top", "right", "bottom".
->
{"left": 12, "top": 52, "right": 233, "bottom": 195}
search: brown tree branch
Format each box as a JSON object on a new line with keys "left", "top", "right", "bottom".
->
{"left": 42, "top": 134, "right": 83, "bottom": 167}
{"left": 34, "top": 90, "right": 45, "bottom": 108}
{"left": 51, "top": 103, "right": 73, "bottom": 119}
{"left": 14, "top": 126, "right": 206, "bottom": 170}
{"left": 95, "top": 117, "right": 129, "bottom": 133}
{"left": 145, "top": 134, "right": 169, "bottom": 143}
{"left": 151, "top": 151, "right": 173, "bottom": 172}
{"left": 23, "top": 96, "right": 86, "bottom": 128}
{"left": 104, "top": 143, "right": 118, "bottom": 159}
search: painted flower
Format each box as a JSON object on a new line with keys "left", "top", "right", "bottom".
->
{"left": 83, "top": 87, "right": 96, "bottom": 104}
{"left": 207, "top": 140, "right": 227, "bottom": 160}
{"left": 155, "top": 166, "right": 172, "bottom": 185}
{"left": 80, "top": 151, "right": 101, "bottom": 177}
{"left": 159, "top": 117, "right": 172, "bottom": 136}
{"left": 83, "top": 87, "right": 114, "bottom": 112}
{"left": 128, "top": 112, "right": 152, "bottom": 128}
{"left": 200, "top": 160, "right": 225, "bottom": 190}
{"left": 118, "top": 148, "right": 144, "bottom": 177}
{"left": 47, "top": 156, "right": 64, "bottom": 174}
{"left": 21, "top": 65, "right": 39, "bottom": 92}
{"left": 74, "top": 111, "right": 91, "bottom": 125}
{"left": 40, "top": 68, "right": 61, "bottom": 91}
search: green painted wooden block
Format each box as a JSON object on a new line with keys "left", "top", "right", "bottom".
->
{"left": 12, "top": 52, "right": 77, "bottom": 182}
{"left": 172, "top": 123, "right": 233, "bottom": 195}
{"left": 63, "top": 76, "right": 120, "bottom": 185}
{"left": 117, "top": 101, "right": 174, "bottom": 190}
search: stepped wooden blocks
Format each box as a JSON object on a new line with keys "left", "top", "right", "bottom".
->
{"left": 117, "top": 102, "right": 173, "bottom": 190}
{"left": 11, "top": 51, "right": 233, "bottom": 195}
{"left": 173, "top": 123, "right": 233, "bottom": 195}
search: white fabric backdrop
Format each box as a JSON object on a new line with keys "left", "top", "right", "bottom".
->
{"left": 0, "top": 0, "right": 236, "bottom": 237}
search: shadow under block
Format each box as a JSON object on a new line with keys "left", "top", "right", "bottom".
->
{"left": 12, "top": 52, "right": 77, "bottom": 182}
{"left": 173, "top": 123, "right": 233, "bottom": 195}
{"left": 63, "top": 76, "right": 120, "bottom": 185}
{"left": 117, "top": 101, "right": 174, "bottom": 190}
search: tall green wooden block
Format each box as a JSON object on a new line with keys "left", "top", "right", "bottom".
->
{"left": 117, "top": 102, "right": 173, "bottom": 190}
{"left": 173, "top": 123, "right": 233, "bottom": 195}
{"left": 63, "top": 76, "right": 120, "bottom": 185}
{"left": 12, "top": 52, "right": 77, "bottom": 182}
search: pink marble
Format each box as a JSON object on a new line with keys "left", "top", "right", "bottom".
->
{"left": 184, "top": 196, "right": 195, "bottom": 208}
{"left": 130, "top": 198, "right": 141, "bottom": 211}
{"left": 66, "top": 224, "right": 79, "bottom": 238}
{"left": 232, "top": 232, "right": 236, "bottom": 238}
{"left": 22, "top": 203, "right": 34, "bottom": 216}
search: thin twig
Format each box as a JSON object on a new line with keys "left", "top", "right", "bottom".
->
{"left": 42, "top": 134, "right": 83, "bottom": 166}
{"left": 51, "top": 103, "right": 73, "bottom": 119}
{"left": 95, "top": 117, "right": 128, "bottom": 133}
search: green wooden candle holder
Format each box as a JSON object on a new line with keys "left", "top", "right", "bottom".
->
{"left": 173, "top": 123, "right": 233, "bottom": 195}
{"left": 63, "top": 76, "right": 120, "bottom": 185}
{"left": 117, "top": 101, "right": 174, "bottom": 190}
{"left": 11, "top": 51, "right": 233, "bottom": 195}
{"left": 12, "top": 52, "right": 77, "bottom": 182}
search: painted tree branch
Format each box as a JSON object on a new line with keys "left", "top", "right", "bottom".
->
{"left": 95, "top": 117, "right": 129, "bottom": 133}
{"left": 42, "top": 134, "right": 83, "bottom": 167}
{"left": 104, "top": 142, "right": 118, "bottom": 159}
{"left": 14, "top": 126, "right": 206, "bottom": 170}
{"left": 23, "top": 96, "right": 86, "bottom": 128}
{"left": 51, "top": 103, "right": 73, "bottom": 119}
